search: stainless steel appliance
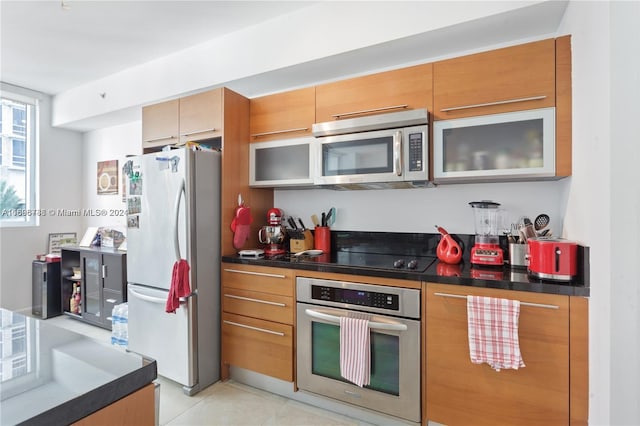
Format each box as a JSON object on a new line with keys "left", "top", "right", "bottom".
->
{"left": 125, "top": 148, "right": 220, "bottom": 395}
{"left": 258, "top": 207, "right": 286, "bottom": 256}
{"left": 312, "top": 109, "right": 429, "bottom": 189}
{"left": 296, "top": 277, "right": 421, "bottom": 422}
{"left": 31, "top": 260, "right": 62, "bottom": 319}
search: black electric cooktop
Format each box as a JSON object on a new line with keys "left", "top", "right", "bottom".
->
{"left": 290, "top": 250, "right": 436, "bottom": 273}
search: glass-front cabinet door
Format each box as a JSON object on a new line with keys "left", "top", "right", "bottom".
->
{"left": 81, "top": 252, "right": 102, "bottom": 325}
{"left": 433, "top": 107, "right": 556, "bottom": 182}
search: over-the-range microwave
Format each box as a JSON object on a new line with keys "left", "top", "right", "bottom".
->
{"left": 312, "top": 109, "right": 429, "bottom": 189}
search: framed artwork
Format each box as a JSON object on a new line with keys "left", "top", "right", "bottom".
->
{"left": 97, "top": 159, "right": 118, "bottom": 195}
{"left": 48, "top": 232, "right": 77, "bottom": 254}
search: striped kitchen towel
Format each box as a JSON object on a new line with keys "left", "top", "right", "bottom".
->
{"left": 467, "top": 295, "right": 525, "bottom": 371}
{"left": 339, "top": 316, "right": 371, "bottom": 387}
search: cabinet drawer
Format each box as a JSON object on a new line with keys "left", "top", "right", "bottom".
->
{"left": 221, "top": 264, "right": 294, "bottom": 296}
{"left": 223, "top": 287, "right": 293, "bottom": 324}
{"left": 222, "top": 312, "right": 293, "bottom": 382}
{"left": 425, "top": 283, "right": 569, "bottom": 425}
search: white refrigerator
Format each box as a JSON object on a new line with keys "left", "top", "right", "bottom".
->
{"left": 125, "top": 148, "right": 220, "bottom": 395}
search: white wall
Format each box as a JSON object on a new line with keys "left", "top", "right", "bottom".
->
{"left": 81, "top": 121, "right": 142, "bottom": 231}
{"left": 0, "top": 83, "right": 83, "bottom": 311}
{"left": 275, "top": 180, "right": 570, "bottom": 237}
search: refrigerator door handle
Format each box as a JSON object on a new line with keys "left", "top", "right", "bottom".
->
{"left": 174, "top": 178, "right": 186, "bottom": 261}
{"left": 129, "top": 286, "right": 194, "bottom": 304}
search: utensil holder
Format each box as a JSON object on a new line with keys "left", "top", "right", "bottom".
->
{"left": 509, "top": 243, "right": 528, "bottom": 268}
{"left": 314, "top": 227, "right": 331, "bottom": 253}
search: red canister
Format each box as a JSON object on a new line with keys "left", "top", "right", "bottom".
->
{"left": 527, "top": 237, "right": 578, "bottom": 281}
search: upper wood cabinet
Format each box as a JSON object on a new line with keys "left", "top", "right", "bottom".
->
{"left": 249, "top": 87, "right": 315, "bottom": 141}
{"left": 141, "top": 99, "right": 179, "bottom": 151}
{"left": 433, "top": 38, "right": 556, "bottom": 120}
{"left": 315, "top": 63, "right": 433, "bottom": 123}
{"left": 179, "top": 89, "right": 223, "bottom": 144}
{"left": 424, "top": 283, "right": 571, "bottom": 425}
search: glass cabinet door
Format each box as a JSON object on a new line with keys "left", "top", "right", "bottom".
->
{"left": 433, "top": 107, "right": 556, "bottom": 182}
{"left": 250, "top": 137, "right": 314, "bottom": 187}
{"left": 81, "top": 253, "right": 102, "bottom": 324}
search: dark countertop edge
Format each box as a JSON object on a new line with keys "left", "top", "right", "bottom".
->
{"left": 222, "top": 256, "right": 590, "bottom": 297}
{"left": 19, "top": 358, "right": 157, "bottom": 426}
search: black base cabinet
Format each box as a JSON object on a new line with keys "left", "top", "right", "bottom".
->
{"left": 60, "top": 246, "right": 127, "bottom": 330}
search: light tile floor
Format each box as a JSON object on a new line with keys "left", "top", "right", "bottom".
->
{"left": 45, "top": 315, "right": 373, "bottom": 426}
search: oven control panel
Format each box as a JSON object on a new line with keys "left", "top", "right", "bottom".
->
{"left": 311, "top": 285, "right": 399, "bottom": 311}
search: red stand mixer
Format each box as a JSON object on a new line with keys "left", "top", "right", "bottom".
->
{"left": 469, "top": 200, "right": 504, "bottom": 266}
{"left": 258, "top": 208, "right": 287, "bottom": 256}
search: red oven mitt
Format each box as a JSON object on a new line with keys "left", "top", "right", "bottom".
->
{"left": 230, "top": 204, "right": 253, "bottom": 250}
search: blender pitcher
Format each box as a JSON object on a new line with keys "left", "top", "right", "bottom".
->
{"left": 469, "top": 200, "right": 504, "bottom": 266}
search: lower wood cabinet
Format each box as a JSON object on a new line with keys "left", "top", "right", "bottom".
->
{"left": 221, "top": 263, "right": 295, "bottom": 382}
{"left": 424, "top": 283, "right": 582, "bottom": 426}
{"left": 72, "top": 383, "right": 155, "bottom": 426}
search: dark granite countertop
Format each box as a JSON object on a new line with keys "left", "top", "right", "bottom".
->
{"left": 223, "top": 230, "right": 590, "bottom": 297}
{"left": 0, "top": 309, "right": 157, "bottom": 426}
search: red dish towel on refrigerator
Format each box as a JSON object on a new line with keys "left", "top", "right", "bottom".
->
{"left": 467, "top": 295, "right": 525, "bottom": 371}
{"left": 165, "top": 259, "right": 191, "bottom": 313}
{"left": 339, "top": 316, "right": 371, "bottom": 387}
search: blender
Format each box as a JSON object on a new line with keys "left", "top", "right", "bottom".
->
{"left": 258, "top": 208, "right": 287, "bottom": 256}
{"left": 469, "top": 200, "right": 504, "bottom": 266}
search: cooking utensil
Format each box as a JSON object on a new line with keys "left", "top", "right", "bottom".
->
{"left": 311, "top": 214, "right": 320, "bottom": 227}
{"left": 325, "top": 207, "right": 336, "bottom": 226}
{"left": 298, "top": 218, "right": 306, "bottom": 230}
{"left": 521, "top": 217, "right": 537, "bottom": 242}
{"left": 435, "top": 225, "right": 463, "bottom": 265}
{"left": 534, "top": 213, "right": 550, "bottom": 236}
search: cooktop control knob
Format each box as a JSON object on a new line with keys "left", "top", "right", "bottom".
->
{"left": 393, "top": 259, "right": 405, "bottom": 268}
{"left": 407, "top": 259, "right": 418, "bottom": 270}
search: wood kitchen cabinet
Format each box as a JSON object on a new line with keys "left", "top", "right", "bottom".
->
{"left": 433, "top": 38, "right": 556, "bottom": 121}
{"left": 433, "top": 36, "right": 572, "bottom": 178}
{"left": 250, "top": 87, "right": 315, "bottom": 141}
{"left": 141, "top": 99, "right": 179, "bottom": 152}
{"left": 221, "top": 263, "right": 295, "bottom": 382}
{"left": 424, "top": 283, "right": 578, "bottom": 426}
{"left": 179, "top": 88, "right": 223, "bottom": 144}
{"left": 315, "top": 63, "right": 433, "bottom": 123}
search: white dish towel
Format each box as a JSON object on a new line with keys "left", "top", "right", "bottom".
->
{"left": 467, "top": 295, "right": 525, "bottom": 372}
{"left": 339, "top": 316, "right": 371, "bottom": 387}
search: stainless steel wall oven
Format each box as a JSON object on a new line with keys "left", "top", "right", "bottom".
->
{"left": 296, "top": 277, "right": 421, "bottom": 422}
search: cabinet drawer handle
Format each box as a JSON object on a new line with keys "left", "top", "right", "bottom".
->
{"left": 251, "top": 127, "right": 309, "bottom": 138}
{"left": 433, "top": 292, "right": 559, "bottom": 309}
{"left": 439, "top": 96, "right": 547, "bottom": 112}
{"left": 143, "top": 135, "right": 178, "bottom": 143}
{"left": 181, "top": 128, "right": 216, "bottom": 137}
{"left": 223, "top": 268, "right": 287, "bottom": 279}
{"left": 332, "top": 104, "right": 408, "bottom": 119}
{"left": 105, "top": 298, "right": 117, "bottom": 304}
{"left": 223, "top": 320, "right": 285, "bottom": 336}
{"left": 224, "top": 294, "right": 286, "bottom": 307}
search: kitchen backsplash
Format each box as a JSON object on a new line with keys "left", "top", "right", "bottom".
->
{"left": 275, "top": 178, "right": 571, "bottom": 237}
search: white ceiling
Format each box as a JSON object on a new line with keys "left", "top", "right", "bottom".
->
{"left": 1, "top": 1, "right": 569, "bottom": 131}
{"left": 0, "top": 0, "right": 316, "bottom": 95}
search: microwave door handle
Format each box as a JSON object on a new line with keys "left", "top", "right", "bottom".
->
{"left": 304, "top": 308, "right": 408, "bottom": 332}
{"left": 393, "top": 130, "right": 402, "bottom": 176}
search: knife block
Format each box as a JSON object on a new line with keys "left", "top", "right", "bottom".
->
{"left": 290, "top": 230, "right": 314, "bottom": 253}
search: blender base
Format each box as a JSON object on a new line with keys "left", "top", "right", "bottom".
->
{"left": 471, "top": 244, "right": 504, "bottom": 266}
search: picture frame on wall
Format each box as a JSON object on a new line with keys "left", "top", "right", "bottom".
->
{"left": 48, "top": 232, "right": 77, "bottom": 254}
{"left": 97, "top": 159, "right": 119, "bottom": 195}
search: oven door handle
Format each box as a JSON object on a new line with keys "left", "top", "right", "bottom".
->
{"left": 304, "top": 309, "right": 408, "bottom": 332}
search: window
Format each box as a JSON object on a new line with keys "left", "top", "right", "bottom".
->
{"left": 1, "top": 94, "right": 37, "bottom": 226}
